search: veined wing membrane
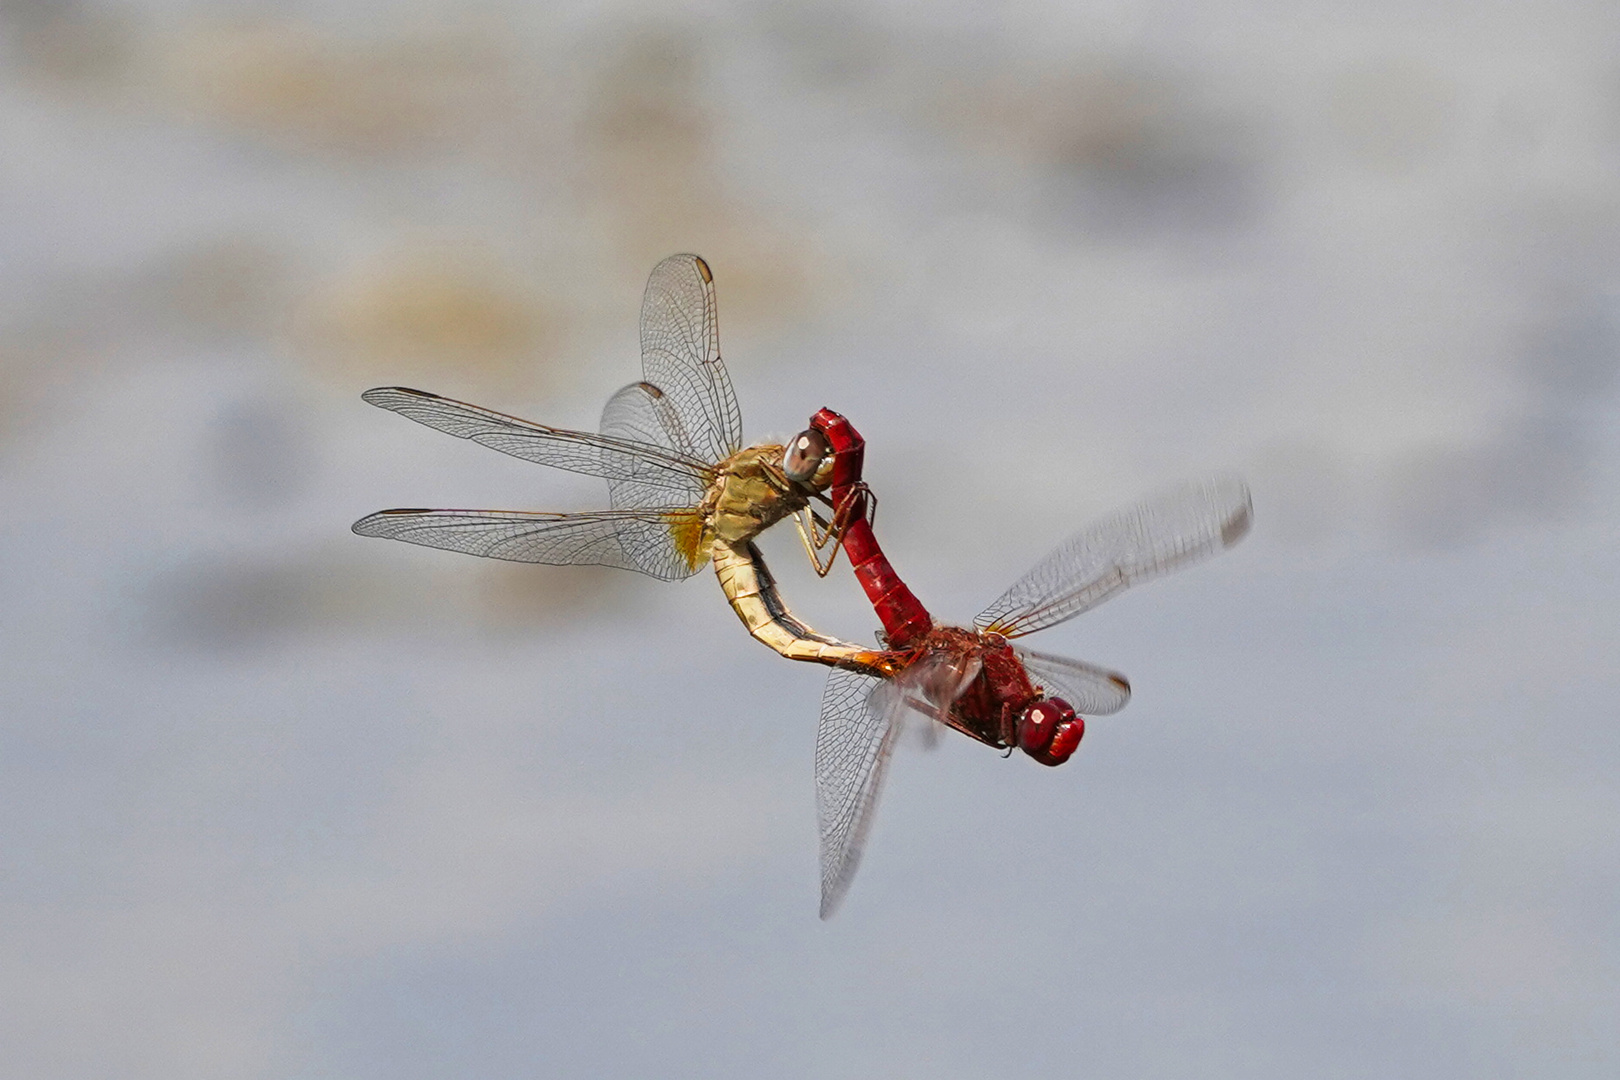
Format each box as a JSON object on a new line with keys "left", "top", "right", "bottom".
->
{"left": 814, "top": 654, "right": 979, "bottom": 918}
{"left": 815, "top": 667, "right": 904, "bottom": 920}
{"left": 1015, "top": 649, "right": 1132, "bottom": 716}
{"left": 351, "top": 507, "right": 709, "bottom": 581}
{"left": 639, "top": 254, "right": 743, "bottom": 464}
{"left": 900, "top": 651, "right": 982, "bottom": 730}
{"left": 362, "top": 387, "right": 713, "bottom": 502}
{"left": 600, "top": 381, "right": 713, "bottom": 510}
{"left": 976, "top": 477, "right": 1252, "bottom": 638}
{"left": 600, "top": 380, "right": 690, "bottom": 451}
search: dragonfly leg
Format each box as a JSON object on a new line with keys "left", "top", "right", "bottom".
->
{"left": 794, "top": 508, "right": 840, "bottom": 577}
{"left": 794, "top": 482, "right": 876, "bottom": 578}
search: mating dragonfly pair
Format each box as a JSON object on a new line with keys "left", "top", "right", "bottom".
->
{"left": 354, "top": 255, "right": 1252, "bottom": 917}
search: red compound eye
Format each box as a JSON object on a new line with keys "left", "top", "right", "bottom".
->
{"left": 1021, "top": 697, "right": 1083, "bottom": 766}
{"left": 1017, "top": 699, "right": 1062, "bottom": 756}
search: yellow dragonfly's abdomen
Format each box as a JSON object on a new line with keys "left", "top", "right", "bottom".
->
{"left": 712, "top": 537, "right": 886, "bottom": 671}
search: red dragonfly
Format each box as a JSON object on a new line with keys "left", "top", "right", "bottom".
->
{"left": 801, "top": 410, "right": 1252, "bottom": 916}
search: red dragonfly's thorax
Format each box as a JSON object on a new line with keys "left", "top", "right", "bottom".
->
{"left": 902, "top": 627, "right": 1038, "bottom": 750}
{"left": 969, "top": 633, "right": 1040, "bottom": 748}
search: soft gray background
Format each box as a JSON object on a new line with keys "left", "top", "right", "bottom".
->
{"left": 4, "top": 1, "right": 1619, "bottom": 1076}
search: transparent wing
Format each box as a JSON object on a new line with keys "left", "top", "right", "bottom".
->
{"left": 352, "top": 507, "right": 708, "bottom": 581}
{"left": 975, "top": 477, "right": 1252, "bottom": 638}
{"left": 815, "top": 667, "right": 904, "bottom": 920}
{"left": 894, "top": 650, "right": 982, "bottom": 750}
{"left": 638, "top": 254, "right": 744, "bottom": 463}
{"left": 814, "top": 652, "right": 981, "bottom": 919}
{"left": 1015, "top": 649, "right": 1132, "bottom": 716}
{"left": 362, "top": 387, "right": 713, "bottom": 501}
{"left": 599, "top": 381, "right": 713, "bottom": 510}
{"left": 901, "top": 650, "right": 983, "bottom": 728}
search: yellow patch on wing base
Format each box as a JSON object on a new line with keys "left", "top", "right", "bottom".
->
{"left": 665, "top": 511, "right": 708, "bottom": 572}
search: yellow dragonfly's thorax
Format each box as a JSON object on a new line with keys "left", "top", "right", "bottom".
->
{"left": 666, "top": 443, "right": 803, "bottom": 575}
{"left": 705, "top": 443, "right": 801, "bottom": 546}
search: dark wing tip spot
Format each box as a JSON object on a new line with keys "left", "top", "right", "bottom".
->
{"left": 1221, "top": 500, "right": 1252, "bottom": 547}
{"left": 1109, "top": 674, "right": 1131, "bottom": 693}
{"left": 692, "top": 255, "right": 712, "bottom": 283}
{"left": 355, "top": 509, "right": 436, "bottom": 536}
{"left": 355, "top": 509, "right": 427, "bottom": 534}
{"left": 362, "top": 386, "right": 438, "bottom": 405}
{"left": 636, "top": 381, "right": 666, "bottom": 399}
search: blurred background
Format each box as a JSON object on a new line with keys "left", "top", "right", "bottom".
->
{"left": 4, "top": 0, "right": 1619, "bottom": 1076}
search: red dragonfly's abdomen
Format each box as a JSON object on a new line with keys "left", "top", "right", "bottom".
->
{"left": 810, "top": 409, "right": 933, "bottom": 650}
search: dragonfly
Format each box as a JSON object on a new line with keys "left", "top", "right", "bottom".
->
{"left": 352, "top": 254, "right": 882, "bottom": 668}
{"left": 781, "top": 410, "right": 1252, "bottom": 916}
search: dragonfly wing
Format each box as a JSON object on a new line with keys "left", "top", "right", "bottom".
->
{"left": 1015, "top": 648, "right": 1132, "bottom": 716}
{"left": 351, "top": 507, "right": 709, "bottom": 581}
{"left": 815, "top": 667, "right": 906, "bottom": 919}
{"left": 638, "top": 254, "right": 744, "bottom": 463}
{"left": 975, "top": 477, "right": 1252, "bottom": 638}
{"left": 599, "top": 381, "right": 714, "bottom": 510}
{"left": 901, "top": 650, "right": 982, "bottom": 730}
{"left": 814, "top": 652, "right": 981, "bottom": 918}
{"left": 362, "top": 387, "right": 712, "bottom": 501}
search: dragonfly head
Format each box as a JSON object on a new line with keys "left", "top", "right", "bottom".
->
{"left": 1017, "top": 697, "right": 1084, "bottom": 766}
{"left": 783, "top": 426, "right": 836, "bottom": 488}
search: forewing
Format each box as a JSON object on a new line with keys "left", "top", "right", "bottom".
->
{"left": 1015, "top": 649, "right": 1132, "bottom": 716}
{"left": 976, "top": 477, "right": 1252, "bottom": 638}
{"left": 639, "top": 254, "right": 743, "bottom": 462}
{"left": 362, "top": 387, "right": 713, "bottom": 499}
{"left": 599, "top": 381, "right": 712, "bottom": 510}
{"left": 351, "top": 507, "right": 708, "bottom": 581}
{"left": 815, "top": 667, "right": 904, "bottom": 919}
{"left": 900, "top": 650, "right": 982, "bottom": 728}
